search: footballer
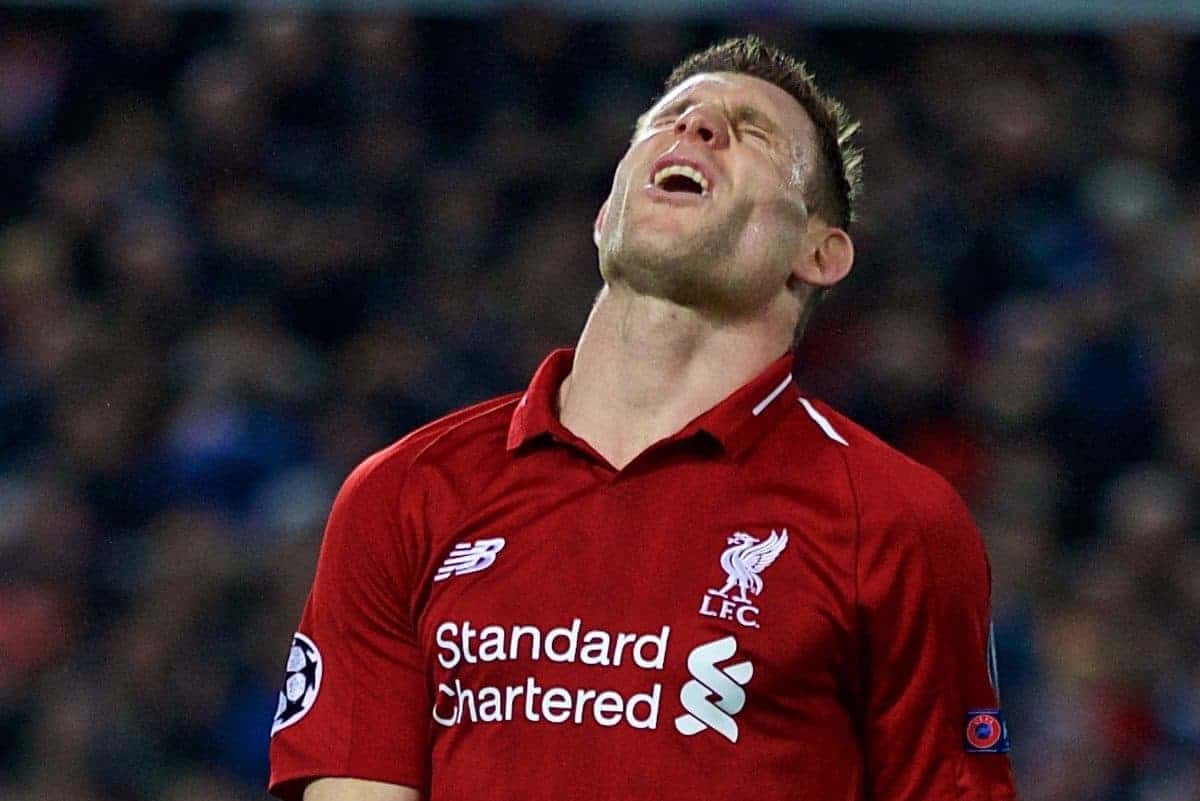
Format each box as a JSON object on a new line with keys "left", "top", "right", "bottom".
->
{"left": 268, "top": 36, "right": 1017, "bottom": 801}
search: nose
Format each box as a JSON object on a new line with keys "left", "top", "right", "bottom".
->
{"left": 674, "top": 106, "right": 729, "bottom": 148}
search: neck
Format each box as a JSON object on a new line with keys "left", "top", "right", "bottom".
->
{"left": 558, "top": 283, "right": 792, "bottom": 469}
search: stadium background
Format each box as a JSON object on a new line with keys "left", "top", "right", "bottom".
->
{"left": 0, "top": 1, "right": 1197, "bottom": 799}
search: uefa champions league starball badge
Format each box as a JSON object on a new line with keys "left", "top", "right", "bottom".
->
{"left": 272, "top": 632, "right": 323, "bottom": 736}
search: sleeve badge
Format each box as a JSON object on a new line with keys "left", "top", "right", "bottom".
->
{"left": 271, "top": 632, "right": 323, "bottom": 736}
{"left": 964, "top": 709, "right": 1010, "bottom": 753}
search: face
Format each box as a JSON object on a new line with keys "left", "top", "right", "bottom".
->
{"left": 596, "top": 72, "right": 818, "bottom": 317}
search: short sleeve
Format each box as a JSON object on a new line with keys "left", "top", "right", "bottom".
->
{"left": 858, "top": 478, "right": 1016, "bottom": 801}
{"left": 268, "top": 455, "right": 429, "bottom": 800}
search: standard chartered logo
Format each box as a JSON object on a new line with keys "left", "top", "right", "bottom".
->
{"left": 431, "top": 620, "right": 754, "bottom": 741}
{"left": 674, "top": 636, "right": 753, "bottom": 743}
{"left": 432, "top": 618, "right": 668, "bottom": 730}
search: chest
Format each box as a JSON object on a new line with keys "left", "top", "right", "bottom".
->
{"left": 415, "top": 464, "right": 857, "bottom": 705}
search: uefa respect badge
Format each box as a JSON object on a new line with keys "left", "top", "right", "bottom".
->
{"left": 963, "top": 709, "right": 1010, "bottom": 753}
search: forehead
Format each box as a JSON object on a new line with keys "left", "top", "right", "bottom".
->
{"left": 649, "top": 72, "right": 814, "bottom": 136}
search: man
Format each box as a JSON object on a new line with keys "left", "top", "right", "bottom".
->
{"left": 268, "top": 36, "right": 1016, "bottom": 801}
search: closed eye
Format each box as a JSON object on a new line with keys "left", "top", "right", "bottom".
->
{"left": 740, "top": 125, "right": 771, "bottom": 142}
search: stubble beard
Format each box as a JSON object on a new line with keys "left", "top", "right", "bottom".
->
{"left": 599, "top": 200, "right": 759, "bottom": 316}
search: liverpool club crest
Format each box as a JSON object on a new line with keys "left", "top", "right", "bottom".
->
{"left": 698, "top": 530, "right": 789, "bottom": 629}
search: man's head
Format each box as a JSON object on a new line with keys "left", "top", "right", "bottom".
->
{"left": 594, "top": 36, "right": 862, "bottom": 336}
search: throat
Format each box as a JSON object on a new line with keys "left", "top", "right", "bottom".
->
{"left": 558, "top": 392, "right": 684, "bottom": 471}
{"left": 557, "top": 287, "right": 790, "bottom": 470}
{"left": 556, "top": 353, "right": 715, "bottom": 471}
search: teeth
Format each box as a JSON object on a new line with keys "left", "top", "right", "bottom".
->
{"left": 653, "top": 164, "right": 709, "bottom": 193}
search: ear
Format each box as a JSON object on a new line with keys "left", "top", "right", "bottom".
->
{"left": 791, "top": 221, "right": 853, "bottom": 291}
{"left": 593, "top": 199, "right": 609, "bottom": 248}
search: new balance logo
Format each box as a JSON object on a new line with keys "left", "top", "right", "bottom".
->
{"left": 674, "top": 636, "right": 753, "bottom": 743}
{"left": 434, "top": 538, "right": 507, "bottom": 582}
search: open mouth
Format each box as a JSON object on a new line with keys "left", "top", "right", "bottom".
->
{"left": 652, "top": 164, "right": 709, "bottom": 195}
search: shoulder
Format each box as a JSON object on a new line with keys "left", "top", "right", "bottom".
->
{"left": 798, "top": 400, "right": 991, "bottom": 606}
{"left": 795, "top": 398, "right": 978, "bottom": 546}
{"left": 320, "top": 393, "right": 523, "bottom": 580}
{"left": 338, "top": 392, "right": 522, "bottom": 503}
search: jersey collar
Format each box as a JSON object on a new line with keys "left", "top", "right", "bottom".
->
{"left": 507, "top": 348, "right": 799, "bottom": 461}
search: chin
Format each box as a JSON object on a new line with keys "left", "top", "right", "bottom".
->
{"left": 602, "top": 247, "right": 727, "bottom": 311}
{"left": 598, "top": 212, "right": 762, "bottom": 312}
{"left": 608, "top": 220, "right": 701, "bottom": 266}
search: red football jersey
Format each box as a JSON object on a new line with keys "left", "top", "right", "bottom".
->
{"left": 268, "top": 349, "right": 1016, "bottom": 800}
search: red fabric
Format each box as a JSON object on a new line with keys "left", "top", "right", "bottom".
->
{"left": 896, "top": 418, "right": 989, "bottom": 499}
{"left": 269, "top": 348, "right": 1016, "bottom": 800}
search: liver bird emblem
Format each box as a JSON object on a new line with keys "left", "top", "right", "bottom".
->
{"left": 713, "top": 530, "right": 789, "bottom": 603}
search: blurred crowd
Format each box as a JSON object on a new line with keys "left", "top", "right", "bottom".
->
{"left": 0, "top": 3, "right": 1197, "bottom": 799}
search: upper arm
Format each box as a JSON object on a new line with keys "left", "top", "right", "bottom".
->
{"left": 304, "top": 777, "right": 421, "bottom": 801}
{"left": 858, "top": 477, "right": 1016, "bottom": 800}
{"left": 268, "top": 456, "right": 431, "bottom": 799}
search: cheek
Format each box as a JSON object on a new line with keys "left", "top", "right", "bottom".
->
{"left": 607, "top": 159, "right": 644, "bottom": 221}
{"left": 614, "top": 140, "right": 654, "bottom": 190}
{"left": 745, "top": 183, "right": 806, "bottom": 238}
{"left": 758, "top": 179, "right": 809, "bottom": 233}
{"left": 737, "top": 194, "right": 805, "bottom": 269}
